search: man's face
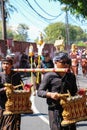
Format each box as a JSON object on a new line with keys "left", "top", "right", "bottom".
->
{"left": 2, "top": 61, "right": 12, "bottom": 71}
{"left": 55, "top": 60, "right": 69, "bottom": 68}
{"left": 44, "top": 55, "right": 50, "bottom": 62}
{"left": 34, "top": 57, "right": 38, "bottom": 63}
{"left": 54, "top": 60, "right": 70, "bottom": 76}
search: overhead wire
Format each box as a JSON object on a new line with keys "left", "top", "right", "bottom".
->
{"left": 10, "top": 0, "right": 87, "bottom": 32}
{"left": 33, "top": 0, "right": 60, "bottom": 18}
{"left": 11, "top": 0, "right": 50, "bottom": 27}
{"left": 25, "top": 0, "right": 62, "bottom": 21}
{"left": 68, "top": 14, "right": 81, "bottom": 26}
{"left": 68, "top": 13, "right": 86, "bottom": 28}
{"left": 18, "top": 0, "right": 51, "bottom": 24}
{"left": 11, "top": 0, "right": 35, "bottom": 24}
{"left": 9, "top": 0, "right": 64, "bottom": 28}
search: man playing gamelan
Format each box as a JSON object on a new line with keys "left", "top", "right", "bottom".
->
{"left": 0, "top": 57, "right": 23, "bottom": 130}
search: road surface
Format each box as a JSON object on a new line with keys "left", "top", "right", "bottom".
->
{"left": 21, "top": 67, "right": 87, "bottom": 130}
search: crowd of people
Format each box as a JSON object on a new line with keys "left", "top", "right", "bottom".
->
{"left": 0, "top": 45, "right": 87, "bottom": 130}
{"left": 69, "top": 47, "right": 87, "bottom": 77}
{"left": 18, "top": 48, "right": 87, "bottom": 78}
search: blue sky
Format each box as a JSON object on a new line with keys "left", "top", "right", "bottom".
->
{"left": 8, "top": 0, "right": 87, "bottom": 41}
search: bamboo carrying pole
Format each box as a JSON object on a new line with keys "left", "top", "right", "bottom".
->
{"left": 13, "top": 68, "right": 68, "bottom": 73}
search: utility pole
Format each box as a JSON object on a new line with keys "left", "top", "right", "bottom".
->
{"left": 1, "top": 0, "right": 7, "bottom": 56}
{"left": 1, "top": 0, "right": 7, "bottom": 40}
{"left": 62, "top": 6, "right": 70, "bottom": 50}
{"left": 65, "top": 8, "right": 70, "bottom": 46}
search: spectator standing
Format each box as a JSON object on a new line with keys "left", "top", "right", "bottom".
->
{"left": 69, "top": 48, "right": 79, "bottom": 76}
{"left": 41, "top": 52, "right": 54, "bottom": 68}
{"left": 19, "top": 51, "right": 30, "bottom": 77}
{"left": 19, "top": 51, "right": 29, "bottom": 68}
{"left": 81, "top": 49, "right": 87, "bottom": 76}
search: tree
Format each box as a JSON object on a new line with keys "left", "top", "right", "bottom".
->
{"left": 0, "top": 0, "right": 17, "bottom": 20}
{"left": 0, "top": 21, "right": 2, "bottom": 38}
{"left": 0, "top": 0, "right": 17, "bottom": 39}
{"left": 44, "top": 22, "right": 87, "bottom": 44}
{"left": 0, "top": 22, "right": 30, "bottom": 41}
{"left": 49, "top": 0, "right": 87, "bottom": 18}
{"left": 77, "top": 41, "right": 87, "bottom": 47}
{"left": 7, "top": 28, "right": 14, "bottom": 39}
{"left": 44, "top": 22, "right": 65, "bottom": 43}
{"left": 13, "top": 24, "right": 29, "bottom": 41}
{"left": 69, "top": 25, "right": 85, "bottom": 43}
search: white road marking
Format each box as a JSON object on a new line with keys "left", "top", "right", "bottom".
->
{"left": 31, "top": 95, "right": 49, "bottom": 125}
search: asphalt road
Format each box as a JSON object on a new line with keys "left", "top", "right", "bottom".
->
{"left": 21, "top": 67, "right": 87, "bottom": 130}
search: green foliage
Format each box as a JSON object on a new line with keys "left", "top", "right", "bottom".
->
{"left": 7, "top": 28, "right": 14, "bottom": 39}
{"left": 0, "top": 21, "right": 29, "bottom": 41}
{"left": 44, "top": 22, "right": 87, "bottom": 44}
{"left": 77, "top": 41, "right": 87, "bottom": 47}
{"left": 5, "top": 0, "right": 17, "bottom": 20}
{"left": 13, "top": 34, "right": 24, "bottom": 41}
{"left": 15, "top": 24, "right": 29, "bottom": 41}
{"left": 0, "top": 21, "right": 2, "bottom": 39}
{"left": 17, "top": 24, "right": 29, "bottom": 35}
{"left": 49, "top": 0, "right": 87, "bottom": 18}
{"left": 7, "top": 24, "right": 29, "bottom": 41}
{"left": 8, "top": 23, "right": 29, "bottom": 41}
{"left": 44, "top": 22, "right": 65, "bottom": 43}
{"left": 69, "top": 25, "right": 85, "bottom": 43}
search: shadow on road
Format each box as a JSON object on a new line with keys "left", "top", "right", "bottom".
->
{"left": 21, "top": 112, "right": 48, "bottom": 117}
{"left": 76, "top": 122, "right": 87, "bottom": 127}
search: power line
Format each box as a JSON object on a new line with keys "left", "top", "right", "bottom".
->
{"left": 25, "top": 0, "right": 62, "bottom": 21}
{"left": 68, "top": 13, "right": 87, "bottom": 31}
{"left": 9, "top": 0, "right": 64, "bottom": 28}
{"left": 34, "top": 0, "right": 60, "bottom": 18}
{"left": 68, "top": 14, "right": 82, "bottom": 27}
{"left": 12, "top": 0, "right": 50, "bottom": 26}
{"left": 16, "top": 0, "right": 51, "bottom": 24}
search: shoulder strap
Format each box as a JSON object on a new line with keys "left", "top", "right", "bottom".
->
{"left": 60, "top": 74, "right": 68, "bottom": 93}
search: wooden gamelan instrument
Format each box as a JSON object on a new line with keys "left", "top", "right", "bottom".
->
{"left": 3, "top": 83, "right": 33, "bottom": 115}
{"left": 59, "top": 89, "right": 87, "bottom": 126}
